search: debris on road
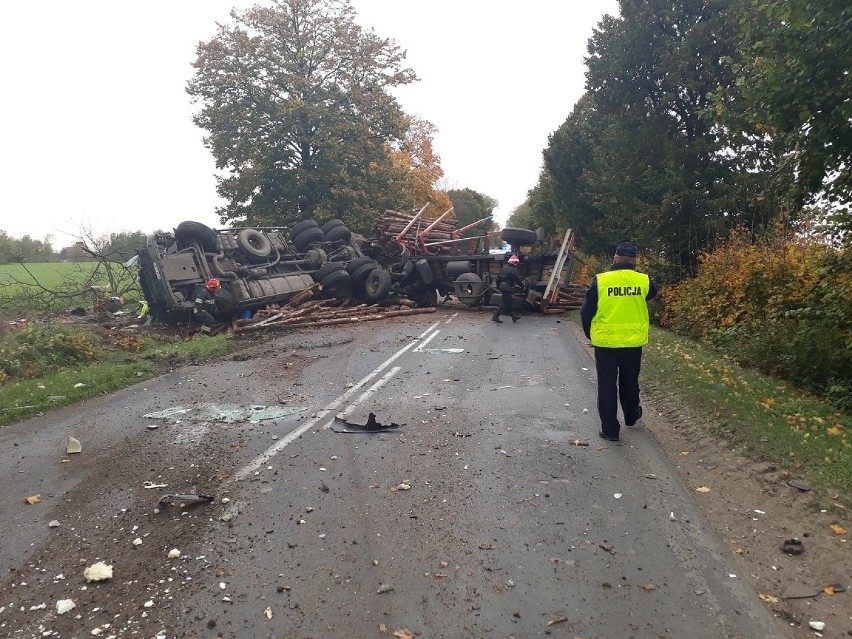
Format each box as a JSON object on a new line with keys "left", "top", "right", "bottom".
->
{"left": 546, "top": 615, "right": 570, "bottom": 626}
{"left": 66, "top": 437, "right": 82, "bottom": 454}
{"left": 168, "top": 549, "right": 181, "bottom": 559}
{"left": 83, "top": 562, "right": 113, "bottom": 582}
{"left": 331, "top": 412, "right": 403, "bottom": 433}
{"left": 144, "top": 403, "right": 303, "bottom": 424}
{"left": 22, "top": 495, "right": 41, "bottom": 505}
{"left": 56, "top": 599, "right": 75, "bottom": 614}
{"left": 781, "top": 539, "right": 804, "bottom": 555}
{"left": 158, "top": 493, "right": 214, "bottom": 507}
{"left": 809, "top": 621, "right": 826, "bottom": 631}
{"left": 570, "top": 439, "right": 589, "bottom": 447}
{"left": 234, "top": 295, "right": 436, "bottom": 334}
{"left": 264, "top": 606, "right": 273, "bottom": 620}
{"left": 377, "top": 583, "right": 394, "bottom": 594}
{"left": 48, "top": 520, "right": 60, "bottom": 527}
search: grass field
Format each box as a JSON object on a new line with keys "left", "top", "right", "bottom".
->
{"left": 0, "top": 262, "right": 138, "bottom": 316}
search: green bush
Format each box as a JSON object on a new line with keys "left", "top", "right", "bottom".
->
{"left": 0, "top": 324, "right": 100, "bottom": 381}
{"left": 661, "top": 227, "right": 851, "bottom": 409}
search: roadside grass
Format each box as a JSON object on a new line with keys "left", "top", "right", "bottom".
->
{"left": 0, "top": 330, "right": 236, "bottom": 427}
{"left": 642, "top": 326, "right": 851, "bottom": 501}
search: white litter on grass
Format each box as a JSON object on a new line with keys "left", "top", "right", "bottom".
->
{"left": 74, "top": 383, "right": 86, "bottom": 388}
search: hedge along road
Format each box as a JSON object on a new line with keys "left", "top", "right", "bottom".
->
{"left": 0, "top": 310, "right": 780, "bottom": 638}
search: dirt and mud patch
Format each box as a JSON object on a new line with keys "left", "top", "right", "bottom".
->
{"left": 642, "top": 388, "right": 851, "bottom": 639}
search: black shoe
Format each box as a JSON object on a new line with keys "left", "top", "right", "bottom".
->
{"left": 491, "top": 316, "right": 503, "bottom": 323}
{"left": 511, "top": 314, "right": 521, "bottom": 322}
{"left": 599, "top": 430, "right": 619, "bottom": 442}
{"left": 625, "top": 405, "right": 643, "bottom": 427}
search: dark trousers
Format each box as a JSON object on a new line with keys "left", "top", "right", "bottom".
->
{"left": 594, "top": 346, "right": 643, "bottom": 437}
{"left": 494, "top": 289, "right": 515, "bottom": 318}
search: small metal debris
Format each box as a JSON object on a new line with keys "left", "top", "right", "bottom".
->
{"left": 786, "top": 479, "right": 812, "bottom": 492}
{"left": 331, "top": 412, "right": 403, "bottom": 433}
{"left": 781, "top": 539, "right": 804, "bottom": 555}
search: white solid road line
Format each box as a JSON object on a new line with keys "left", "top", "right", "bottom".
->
{"left": 233, "top": 323, "right": 442, "bottom": 481}
{"left": 335, "top": 366, "right": 401, "bottom": 419}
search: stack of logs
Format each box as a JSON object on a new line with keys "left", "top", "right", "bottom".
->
{"left": 374, "top": 210, "right": 457, "bottom": 250}
{"left": 549, "top": 283, "right": 589, "bottom": 311}
{"left": 231, "top": 283, "right": 435, "bottom": 334}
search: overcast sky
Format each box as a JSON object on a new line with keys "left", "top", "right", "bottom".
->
{"left": 0, "top": 0, "right": 619, "bottom": 245}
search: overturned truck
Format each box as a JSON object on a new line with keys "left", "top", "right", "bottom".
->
{"left": 136, "top": 212, "right": 582, "bottom": 324}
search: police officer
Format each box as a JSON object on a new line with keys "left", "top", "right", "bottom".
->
{"left": 580, "top": 242, "right": 657, "bottom": 441}
{"left": 192, "top": 278, "right": 221, "bottom": 335}
{"left": 492, "top": 254, "right": 522, "bottom": 323}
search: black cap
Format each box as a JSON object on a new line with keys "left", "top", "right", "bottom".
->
{"left": 615, "top": 241, "right": 638, "bottom": 257}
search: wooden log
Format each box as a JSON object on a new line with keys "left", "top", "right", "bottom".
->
{"left": 284, "top": 282, "right": 321, "bottom": 308}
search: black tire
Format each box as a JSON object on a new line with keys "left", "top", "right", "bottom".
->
{"left": 363, "top": 268, "right": 392, "bottom": 301}
{"left": 320, "top": 269, "right": 350, "bottom": 293}
{"left": 320, "top": 219, "right": 345, "bottom": 234}
{"left": 314, "top": 261, "right": 346, "bottom": 282}
{"left": 416, "top": 258, "right": 435, "bottom": 284}
{"left": 346, "top": 256, "right": 377, "bottom": 274}
{"left": 236, "top": 229, "right": 273, "bottom": 262}
{"left": 501, "top": 227, "right": 538, "bottom": 246}
{"left": 293, "top": 226, "right": 324, "bottom": 252}
{"left": 323, "top": 225, "right": 352, "bottom": 243}
{"left": 288, "top": 219, "right": 319, "bottom": 240}
{"left": 410, "top": 285, "right": 438, "bottom": 308}
{"left": 350, "top": 262, "right": 379, "bottom": 288}
{"left": 175, "top": 221, "right": 216, "bottom": 252}
{"left": 213, "top": 287, "right": 235, "bottom": 315}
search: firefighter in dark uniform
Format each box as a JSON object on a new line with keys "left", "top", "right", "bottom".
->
{"left": 580, "top": 242, "right": 658, "bottom": 441}
{"left": 492, "top": 254, "right": 522, "bottom": 323}
{"left": 192, "top": 278, "right": 221, "bottom": 335}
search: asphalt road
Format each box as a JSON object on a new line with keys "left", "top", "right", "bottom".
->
{"left": 0, "top": 308, "right": 781, "bottom": 638}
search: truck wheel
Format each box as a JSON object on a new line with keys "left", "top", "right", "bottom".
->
{"left": 501, "top": 227, "right": 537, "bottom": 246}
{"left": 320, "top": 219, "right": 345, "bottom": 234}
{"left": 346, "top": 256, "right": 377, "bottom": 274}
{"left": 350, "top": 262, "right": 378, "bottom": 288}
{"left": 323, "top": 225, "right": 352, "bottom": 243}
{"left": 293, "top": 226, "right": 324, "bottom": 252}
{"left": 320, "top": 269, "right": 351, "bottom": 295}
{"left": 236, "top": 229, "right": 273, "bottom": 262}
{"left": 410, "top": 285, "right": 438, "bottom": 308}
{"left": 288, "top": 219, "right": 319, "bottom": 240}
{"left": 175, "top": 221, "right": 216, "bottom": 252}
{"left": 314, "top": 261, "right": 346, "bottom": 282}
{"left": 363, "top": 268, "right": 392, "bottom": 301}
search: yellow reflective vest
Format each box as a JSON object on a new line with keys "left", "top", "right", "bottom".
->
{"left": 590, "top": 269, "right": 650, "bottom": 347}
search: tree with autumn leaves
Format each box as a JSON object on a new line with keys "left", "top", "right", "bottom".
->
{"left": 187, "top": 0, "right": 458, "bottom": 234}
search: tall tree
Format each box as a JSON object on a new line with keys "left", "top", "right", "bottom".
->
{"left": 187, "top": 0, "right": 418, "bottom": 231}
{"left": 578, "top": 0, "right": 779, "bottom": 272}
{"left": 447, "top": 188, "right": 497, "bottom": 235}
{"left": 389, "top": 117, "right": 452, "bottom": 221}
{"left": 717, "top": 0, "right": 851, "bottom": 221}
